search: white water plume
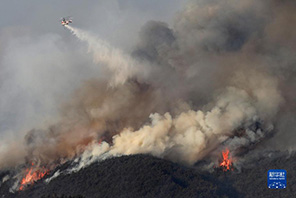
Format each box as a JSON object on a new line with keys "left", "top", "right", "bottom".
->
{"left": 65, "top": 25, "right": 144, "bottom": 86}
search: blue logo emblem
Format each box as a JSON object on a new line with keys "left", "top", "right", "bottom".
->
{"left": 268, "top": 169, "right": 286, "bottom": 189}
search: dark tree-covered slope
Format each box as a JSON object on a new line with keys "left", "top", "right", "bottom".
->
{"left": 1, "top": 153, "right": 295, "bottom": 198}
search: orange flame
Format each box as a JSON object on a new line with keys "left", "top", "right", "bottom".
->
{"left": 19, "top": 163, "right": 49, "bottom": 191}
{"left": 219, "top": 149, "right": 233, "bottom": 171}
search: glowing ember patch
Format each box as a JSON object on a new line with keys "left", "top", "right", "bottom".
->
{"left": 219, "top": 149, "right": 233, "bottom": 171}
{"left": 19, "top": 164, "right": 49, "bottom": 191}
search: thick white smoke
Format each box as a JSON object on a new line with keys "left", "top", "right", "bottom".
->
{"left": 63, "top": 72, "right": 282, "bottom": 175}
{"left": 1, "top": 0, "right": 295, "bottom": 180}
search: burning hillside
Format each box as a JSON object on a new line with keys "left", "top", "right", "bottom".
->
{"left": 0, "top": 0, "right": 296, "bottom": 197}
{"left": 18, "top": 163, "right": 49, "bottom": 191}
{"left": 1, "top": 153, "right": 296, "bottom": 197}
{"left": 219, "top": 149, "right": 233, "bottom": 172}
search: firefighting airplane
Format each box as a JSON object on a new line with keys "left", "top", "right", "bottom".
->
{"left": 60, "top": 17, "right": 72, "bottom": 26}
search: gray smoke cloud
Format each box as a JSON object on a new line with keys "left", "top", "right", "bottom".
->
{"left": 1, "top": 0, "right": 295, "bottom": 173}
{"left": 0, "top": 0, "right": 182, "bottom": 168}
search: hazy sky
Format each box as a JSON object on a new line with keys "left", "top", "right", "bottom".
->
{"left": 0, "top": 0, "right": 186, "bottom": 135}
{"left": 0, "top": 0, "right": 184, "bottom": 48}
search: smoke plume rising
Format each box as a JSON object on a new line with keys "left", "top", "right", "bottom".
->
{"left": 1, "top": 0, "right": 296, "bottom": 180}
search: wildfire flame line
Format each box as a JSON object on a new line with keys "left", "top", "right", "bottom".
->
{"left": 219, "top": 149, "right": 233, "bottom": 171}
{"left": 19, "top": 163, "right": 49, "bottom": 191}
